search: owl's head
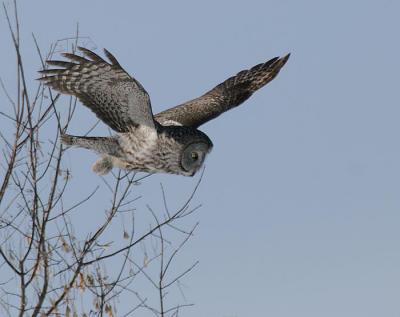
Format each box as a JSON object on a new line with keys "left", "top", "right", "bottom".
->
{"left": 180, "top": 141, "right": 212, "bottom": 176}
{"left": 162, "top": 126, "right": 213, "bottom": 176}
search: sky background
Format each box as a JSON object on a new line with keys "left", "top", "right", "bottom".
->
{"left": 1, "top": 0, "right": 400, "bottom": 316}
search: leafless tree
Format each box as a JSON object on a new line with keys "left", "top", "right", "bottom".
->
{"left": 0, "top": 1, "right": 202, "bottom": 316}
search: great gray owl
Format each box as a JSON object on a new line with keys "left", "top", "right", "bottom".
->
{"left": 39, "top": 47, "right": 289, "bottom": 176}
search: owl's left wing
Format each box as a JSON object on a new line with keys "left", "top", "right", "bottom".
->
{"left": 155, "top": 54, "right": 289, "bottom": 128}
{"left": 39, "top": 47, "right": 156, "bottom": 132}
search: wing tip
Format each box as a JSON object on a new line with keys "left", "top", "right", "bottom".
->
{"left": 77, "top": 46, "right": 88, "bottom": 53}
{"left": 280, "top": 52, "right": 290, "bottom": 64}
{"left": 77, "top": 46, "right": 106, "bottom": 63}
{"left": 103, "top": 48, "right": 121, "bottom": 66}
{"left": 266, "top": 52, "right": 290, "bottom": 72}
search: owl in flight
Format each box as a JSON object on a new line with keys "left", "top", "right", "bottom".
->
{"left": 39, "top": 47, "right": 289, "bottom": 176}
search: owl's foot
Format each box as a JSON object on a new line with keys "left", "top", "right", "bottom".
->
{"left": 92, "top": 156, "right": 113, "bottom": 175}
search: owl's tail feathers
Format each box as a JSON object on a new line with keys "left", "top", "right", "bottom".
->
{"left": 60, "top": 133, "right": 75, "bottom": 146}
{"left": 60, "top": 133, "right": 115, "bottom": 175}
{"left": 59, "top": 134, "right": 121, "bottom": 157}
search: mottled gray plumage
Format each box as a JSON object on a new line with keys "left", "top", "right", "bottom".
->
{"left": 43, "top": 47, "right": 154, "bottom": 131}
{"left": 39, "top": 47, "right": 289, "bottom": 176}
{"left": 155, "top": 55, "right": 290, "bottom": 127}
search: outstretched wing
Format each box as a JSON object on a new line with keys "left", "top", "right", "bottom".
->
{"left": 155, "top": 54, "right": 290, "bottom": 128}
{"left": 39, "top": 47, "right": 155, "bottom": 132}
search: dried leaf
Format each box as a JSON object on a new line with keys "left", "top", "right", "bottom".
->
{"left": 65, "top": 305, "right": 71, "bottom": 317}
{"left": 61, "top": 237, "right": 71, "bottom": 253}
{"left": 105, "top": 304, "right": 114, "bottom": 317}
{"left": 78, "top": 272, "right": 85, "bottom": 292}
{"left": 123, "top": 231, "right": 129, "bottom": 239}
{"left": 93, "top": 298, "right": 100, "bottom": 310}
{"left": 87, "top": 274, "right": 94, "bottom": 286}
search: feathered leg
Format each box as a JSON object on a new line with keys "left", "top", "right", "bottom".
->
{"left": 91, "top": 156, "right": 114, "bottom": 175}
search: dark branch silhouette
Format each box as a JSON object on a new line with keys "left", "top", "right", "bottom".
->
{"left": 0, "top": 2, "right": 202, "bottom": 316}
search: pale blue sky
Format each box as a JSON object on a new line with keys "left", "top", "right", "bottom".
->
{"left": 1, "top": 1, "right": 400, "bottom": 316}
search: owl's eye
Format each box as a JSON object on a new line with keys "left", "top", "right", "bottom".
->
{"left": 181, "top": 142, "right": 210, "bottom": 173}
{"left": 191, "top": 152, "right": 199, "bottom": 161}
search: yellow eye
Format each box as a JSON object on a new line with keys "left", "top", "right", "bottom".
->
{"left": 191, "top": 152, "right": 199, "bottom": 161}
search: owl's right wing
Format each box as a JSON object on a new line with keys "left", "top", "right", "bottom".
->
{"left": 155, "top": 54, "right": 289, "bottom": 128}
{"left": 39, "top": 47, "right": 156, "bottom": 132}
